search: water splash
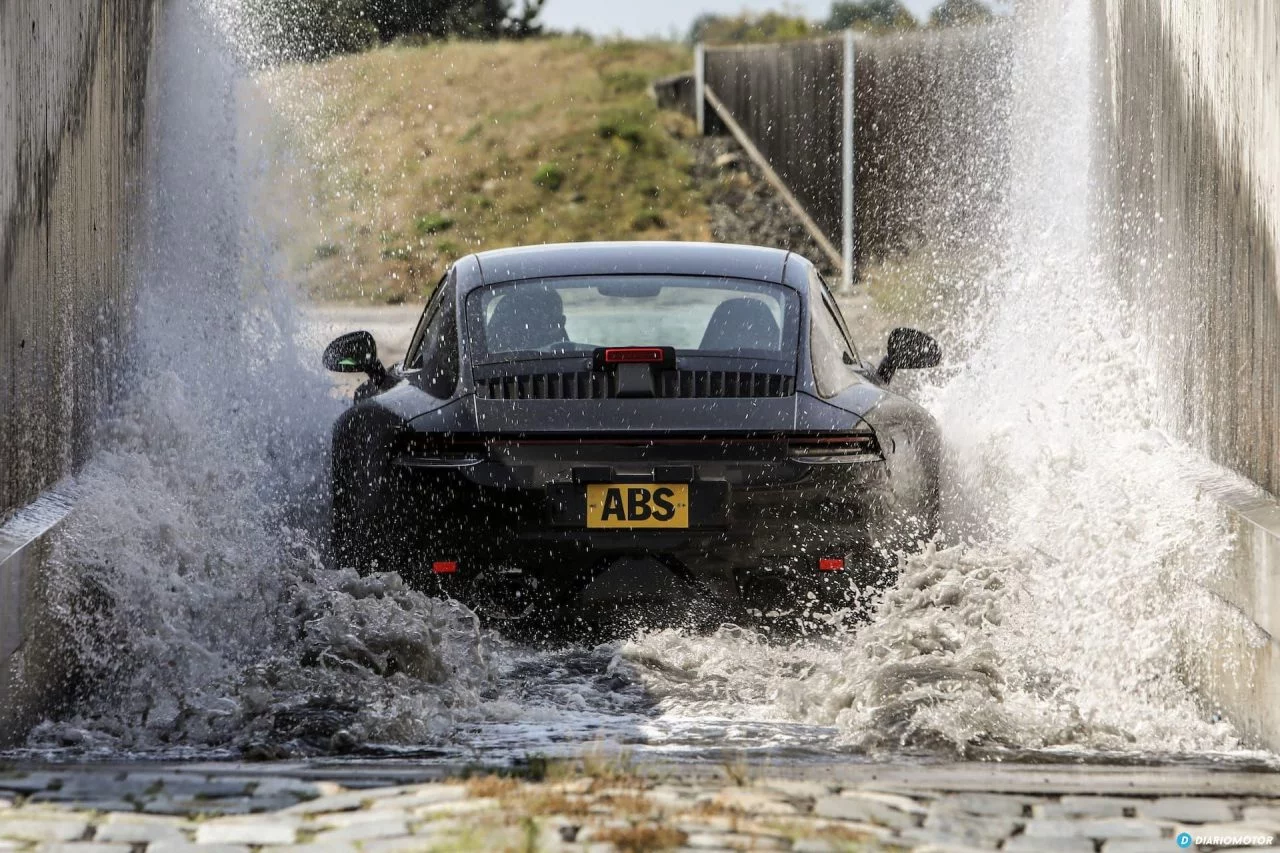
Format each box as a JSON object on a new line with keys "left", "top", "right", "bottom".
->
{"left": 615, "top": 0, "right": 1248, "bottom": 758}
{"left": 26, "top": 1, "right": 495, "bottom": 756}
{"left": 22, "top": 0, "right": 1264, "bottom": 763}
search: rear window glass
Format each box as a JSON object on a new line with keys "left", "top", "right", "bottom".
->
{"left": 465, "top": 276, "right": 799, "bottom": 363}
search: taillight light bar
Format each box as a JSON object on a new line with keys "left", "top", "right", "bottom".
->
{"left": 396, "top": 435, "right": 488, "bottom": 468}
{"left": 787, "top": 433, "right": 881, "bottom": 463}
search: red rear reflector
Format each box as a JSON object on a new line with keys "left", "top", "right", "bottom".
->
{"left": 818, "top": 557, "right": 845, "bottom": 572}
{"left": 432, "top": 560, "right": 458, "bottom": 574}
{"left": 603, "top": 347, "right": 665, "bottom": 364}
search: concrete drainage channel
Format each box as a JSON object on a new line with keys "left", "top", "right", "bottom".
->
{"left": 3, "top": 317, "right": 1280, "bottom": 758}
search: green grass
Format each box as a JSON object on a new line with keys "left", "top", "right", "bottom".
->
{"left": 414, "top": 212, "right": 456, "bottom": 235}
{"left": 532, "top": 162, "right": 566, "bottom": 191}
{"left": 257, "top": 38, "right": 706, "bottom": 303}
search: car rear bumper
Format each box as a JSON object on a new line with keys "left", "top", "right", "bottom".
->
{"left": 393, "top": 455, "right": 917, "bottom": 597}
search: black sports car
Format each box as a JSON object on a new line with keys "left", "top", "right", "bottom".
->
{"left": 324, "top": 242, "right": 941, "bottom": 631}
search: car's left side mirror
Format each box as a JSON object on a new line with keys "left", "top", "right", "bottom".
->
{"left": 323, "top": 330, "right": 386, "bottom": 380}
{"left": 878, "top": 327, "right": 941, "bottom": 384}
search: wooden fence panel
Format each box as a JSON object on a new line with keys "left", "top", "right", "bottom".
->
{"left": 704, "top": 26, "right": 1010, "bottom": 270}
{"left": 705, "top": 38, "right": 846, "bottom": 245}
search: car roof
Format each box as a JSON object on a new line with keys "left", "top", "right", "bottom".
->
{"left": 470, "top": 241, "right": 796, "bottom": 288}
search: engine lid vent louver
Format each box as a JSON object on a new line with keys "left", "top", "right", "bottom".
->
{"left": 476, "top": 370, "right": 794, "bottom": 400}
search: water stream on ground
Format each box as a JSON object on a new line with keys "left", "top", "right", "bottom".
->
{"left": 9, "top": 0, "right": 1274, "bottom": 767}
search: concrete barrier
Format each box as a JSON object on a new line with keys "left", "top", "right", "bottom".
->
{"left": 1179, "top": 472, "right": 1280, "bottom": 751}
{"left": 1, "top": 0, "right": 154, "bottom": 520}
{"left": 1095, "top": 0, "right": 1280, "bottom": 749}
{"left": 0, "top": 0, "right": 155, "bottom": 742}
{"left": 0, "top": 489, "right": 76, "bottom": 744}
{"left": 1095, "top": 0, "right": 1279, "bottom": 498}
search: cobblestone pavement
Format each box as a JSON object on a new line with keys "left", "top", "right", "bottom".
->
{"left": 0, "top": 762, "right": 1277, "bottom": 852}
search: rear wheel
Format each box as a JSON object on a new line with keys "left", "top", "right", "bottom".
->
{"left": 330, "top": 444, "right": 416, "bottom": 577}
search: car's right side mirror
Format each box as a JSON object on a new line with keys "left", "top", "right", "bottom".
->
{"left": 877, "top": 327, "right": 941, "bottom": 384}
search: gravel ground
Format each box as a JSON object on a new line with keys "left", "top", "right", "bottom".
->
{"left": 1, "top": 763, "right": 1278, "bottom": 851}
{"left": 689, "top": 137, "right": 841, "bottom": 283}
{"left": 687, "top": 135, "right": 902, "bottom": 355}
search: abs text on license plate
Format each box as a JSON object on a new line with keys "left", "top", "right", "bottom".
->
{"left": 586, "top": 484, "right": 689, "bottom": 529}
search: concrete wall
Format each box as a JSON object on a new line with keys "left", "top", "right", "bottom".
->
{"left": 1095, "top": 0, "right": 1279, "bottom": 497}
{"left": 1095, "top": 0, "right": 1280, "bottom": 749}
{"left": 0, "top": 0, "right": 156, "bottom": 742}
{"left": 1, "top": 0, "right": 155, "bottom": 521}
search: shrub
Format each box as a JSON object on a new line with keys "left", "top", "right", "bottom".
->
{"left": 688, "top": 11, "right": 811, "bottom": 44}
{"left": 601, "top": 69, "right": 650, "bottom": 95}
{"left": 414, "top": 213, "right": 455, "bottom": 235}
{"left": 596, "top": 112, "right": 650, "bottom": 149}
{"left": 532, "top": 163, "right": 566, "bottom": 191}
{"left": 244, "top": 0, "right": 378, "bottom": 62}
{"left": 631, "top": 209, "right": 666, "bottom": 231}
{"left": 826, "top": 0, "right": 918, "bottom": 32}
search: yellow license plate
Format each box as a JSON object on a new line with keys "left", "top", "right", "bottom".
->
{"left": 586, "top": 484, "right": 689, "bottom": 529}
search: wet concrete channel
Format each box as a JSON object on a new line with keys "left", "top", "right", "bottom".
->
{"left": 3, "top": 1, "right": 1280, "bottom": 846}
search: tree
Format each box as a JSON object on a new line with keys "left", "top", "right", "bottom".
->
{"left": 688, "top": 11, "right": 813, "bottom": 44}
{"left": 249, "top": 0, "right": 545, "bottom": 62}
{"left": 364, "top": 0, "right": 545, "bottom": 40}
{"left": 929, "top": 0, "right": 994, "bottom": 27}
{"left": 246, "top": 0, "right": 379, "bottom": 61}
{"left": 825, "top": 0, "right": 917, "bottom": 33}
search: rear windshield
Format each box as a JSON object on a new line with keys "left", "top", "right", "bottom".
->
{"left": 465, "top": 276, "right": 799, "bottom": 363}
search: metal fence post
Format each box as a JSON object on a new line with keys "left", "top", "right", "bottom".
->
{"left": 841, "top": 29, "right": 855, "bottom": 290}
{"left": 695, "top": 43, "right": 706, "bottom": 136}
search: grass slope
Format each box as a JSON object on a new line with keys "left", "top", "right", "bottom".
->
{"left": 258, "top": 38, "right": 706, "bottom": 303}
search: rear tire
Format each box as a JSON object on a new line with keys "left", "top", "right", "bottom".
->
{"left": 329, "top": 444, "right": 414, "bottom": 577}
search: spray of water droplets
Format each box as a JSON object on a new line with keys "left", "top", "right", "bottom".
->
{"left": 21, "top": 0, "right": 1265, "bottom": 762}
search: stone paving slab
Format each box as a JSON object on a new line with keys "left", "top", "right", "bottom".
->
{"left": 0, "top": 764, "right": 1273, "bottom": 851}
{"left": 1138, "top": 797, "right": 1236, "bottom": 823}
{"left": 1003, "top": 836, "right": 1095, "bottom": 853}
{"left": 1033, "top": 796, "right": 1134, "bottom": 819}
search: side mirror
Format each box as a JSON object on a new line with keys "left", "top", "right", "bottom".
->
{"left": 878, "top": 327, "right": 941, "bottom": 384}
{"left": 323, "top": 331, "right": 385, "bottom": 380}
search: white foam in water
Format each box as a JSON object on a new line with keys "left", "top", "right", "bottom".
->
{"left": 20, "top": 0, "right": 1268, "bottom": 761}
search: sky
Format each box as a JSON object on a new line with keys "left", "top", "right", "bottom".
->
{"left": 539, "top": 0, "right": 951, "bottom": 39}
